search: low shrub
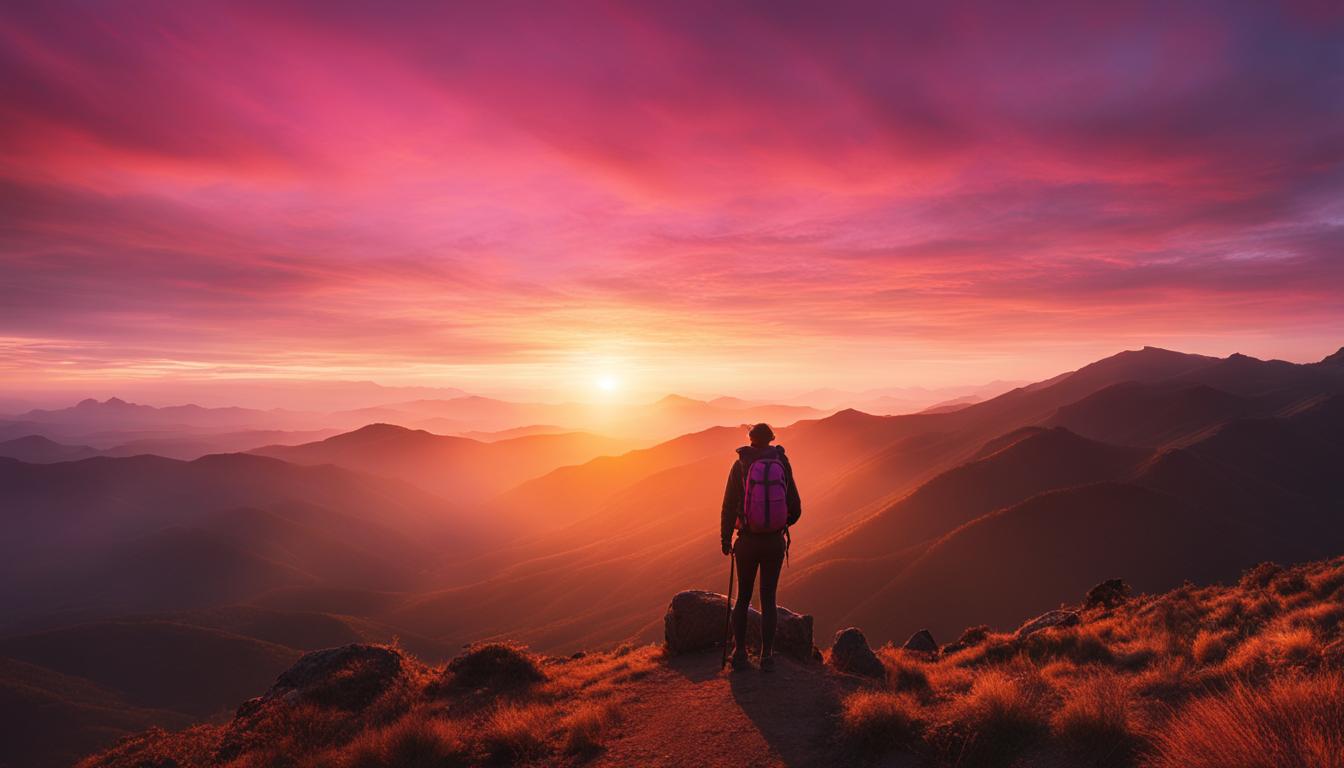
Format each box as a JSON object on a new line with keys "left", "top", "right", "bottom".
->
{"left": 1051, "top": 673, "right": 1136, "bottom": 759}
{"left": 444, "top": 643, "right": 546, "bottom": 691}
{"left": 340, "top": 712, "right": 469, "bottom": 768}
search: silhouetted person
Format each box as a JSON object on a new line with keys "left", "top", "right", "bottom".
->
{"left": 721, "top": 422, "right": 801, "bottom": 671}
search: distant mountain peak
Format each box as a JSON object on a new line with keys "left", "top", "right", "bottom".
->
{"left": 654, "top": 394, "right": 702, "bottom": 406}
{"left": 1319, "top": 346, "right": 1344, "bottom": 367}
{"left": 345, "top": 422, "right": 419, "bottom": 437}
{"left": 74, "top": 396, "right": 134, "bottom": 409}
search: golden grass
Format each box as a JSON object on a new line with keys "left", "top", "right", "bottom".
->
{"left": 1191, "top": 628, "right": 1233, "bottom": 665}
{"left": 838, "top": 690, "right": 925, "bottom": 754}
{"left": 876, "top": 646, "right": 932, "bottom": 694}
{"left": 1148, "top": 674, "right": 1344, "bottom": 768}
{"left": 1224, "top": 625, "right": 1317, "bottom": 677}
{"left": 560, "top": 699, "right": 622, "bottom": 754}
{"left": 80, "top": 558, "right": 1344, "bottom": 768}
{"left": 339, "top": 711, "right": 469, "bottom": 768}
{"left": 1050, "top": 673, "right": 1136, "bottom": 757}
{"left": 479, "top": 703, "right": 554, "bottom": 762}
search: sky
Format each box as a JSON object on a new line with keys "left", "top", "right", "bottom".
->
{"left": 2, "top": 0, "right": 1342, "bottom": 405}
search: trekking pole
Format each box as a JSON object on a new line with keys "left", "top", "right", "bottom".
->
{"left": 721, "top": 544, "right": 735, "bottom": 670}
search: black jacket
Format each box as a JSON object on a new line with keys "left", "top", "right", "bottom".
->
{"left": 720, "top": 444, "right": 802, "bottom": 547}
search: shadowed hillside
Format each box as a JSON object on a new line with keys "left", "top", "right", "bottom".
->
{"left": 251, "top": 423, "right": 633, "bottom": 508}
{"left": 0, "top": 453, "right": 467, "bottom": 631}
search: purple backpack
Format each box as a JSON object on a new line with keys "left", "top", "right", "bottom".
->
{"left": 740, "top": 457, "right": 789, "bottom": 532}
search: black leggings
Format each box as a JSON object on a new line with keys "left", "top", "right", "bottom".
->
{"left": 732, "top": 531, "right": 786, "bottom": 657}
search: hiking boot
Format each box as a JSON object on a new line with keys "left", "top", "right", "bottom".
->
{"left": 729, "top": 653, "right": 751, "bottom": 671}
{"left": 759, "top": 654, "right": 775, "bottom": 673}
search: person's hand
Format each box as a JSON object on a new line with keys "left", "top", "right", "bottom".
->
{"left": 721, "top": 539, "right": 733, "bottom": 556}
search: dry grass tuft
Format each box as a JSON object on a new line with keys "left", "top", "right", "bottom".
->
{"left": 1051, "top": 673, "right": 1136, "bottom": 758}
{"left": 876, "top": 647, "right": 932, "bottom": 694}
{"left": 942, "top": 668, "right": 1048, "bottom": 766}
{"left": 560, "top": 699, "right": 621, "bottom": 754}
{"left": 1191, "top": 629, "right": 1233, "bottom": 665}
{"left": 838, "top": 690, "right": 925, "bottom": 754}
{"left": 479, "top": 703, "right": 553, "bottom": 762}
{"left": 1148, "top": 674, "right": 1344, "bottom": 768}
{"left": 1020, "top": 626, "right": 1114, "bottom": 665}
{"left": 340, "top": 712, "right": 469, "bottom": 768}
{"left": 1224, "top": 625, "right": 1317, "bottom": 677}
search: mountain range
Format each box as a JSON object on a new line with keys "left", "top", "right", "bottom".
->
{"left": 2, "top": 344, "right": 1342, "bottom": 766}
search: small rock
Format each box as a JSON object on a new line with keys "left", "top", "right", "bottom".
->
{"left": 902, "top": 629, "right": 938, "bottom": 653}
{"left": 662, "top": 590, "right": 816, "bottom": 661}
{"left": 829, "top": 627, "right": 886, "bottom": 678}
{"left": 1015, "top": 609, "right": 1080, "bottom": 639}
{"left": 1084, "top": 579, "right": 1131, "bottom": 609}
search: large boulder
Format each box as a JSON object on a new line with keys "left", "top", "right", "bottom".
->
{"left": 663, "top": 590, "right": 816, "bottom": 661}
{"left": 1015, "top": 609, "right": 1080, "bottom": 640}
{"left": 829, "top": 627, "right": 886, "bottom": 678}
{"left": 902, "top": 629, "right": 938, "bottom": 654}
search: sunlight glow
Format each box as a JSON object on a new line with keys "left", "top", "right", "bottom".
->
{"left": 595, "top": 375, "right": 620, "bottom": 394}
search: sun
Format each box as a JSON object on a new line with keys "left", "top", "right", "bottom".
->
{"left": 595, "top": 375, "right": 620, "bottom": 394}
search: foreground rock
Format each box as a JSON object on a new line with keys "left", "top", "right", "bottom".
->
{"left": 828, "top": 627, "right": 886, "bottom": 677}
{"left": 1015, "top": 609, "right": 1080, "bottom": 639}
{"left": 902, "top": 629, "right": 938, "bottom": 653}
{"left": 663, "top": 590, "right": 816, "bottom": 661}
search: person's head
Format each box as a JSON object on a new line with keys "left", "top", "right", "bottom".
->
{"left": 748, "top": 422, "right": 774, "bottom": 447}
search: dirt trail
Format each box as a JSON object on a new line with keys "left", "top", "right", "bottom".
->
{"left": 593, "top": 651, "right": 871, "bottom": 768}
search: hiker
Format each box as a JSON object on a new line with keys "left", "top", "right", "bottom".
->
{"left": 721, "top": 422, "right": 802, "bottom": 671}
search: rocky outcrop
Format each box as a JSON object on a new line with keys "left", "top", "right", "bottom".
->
{"left": 663, "top": 590, "right": 816, "bottom": 661}
{"left": 829, "top": 627, "right": 886, "bottom": 678}
{"left": 222, "top": 644, "right": 413, "bottom": 760}
{"left": 902, "top": 629, "right": 938, "bottom": 653}
{"left": 1015, "top": 609, "right": 1080, "bottom": 639}
{"left": 1084, "top": 579, "right": 1131, "bottom": 609}
{"left": 264, "top": 643, "right": 406, "bottom": 710}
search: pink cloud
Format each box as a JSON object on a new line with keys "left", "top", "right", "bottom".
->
{"left": 1, "top": 1, "right": 1341, "bottom": 398}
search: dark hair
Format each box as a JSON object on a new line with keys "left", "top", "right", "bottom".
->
{"left": 748, "top": 423, "right": 774, "bottom": 443}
